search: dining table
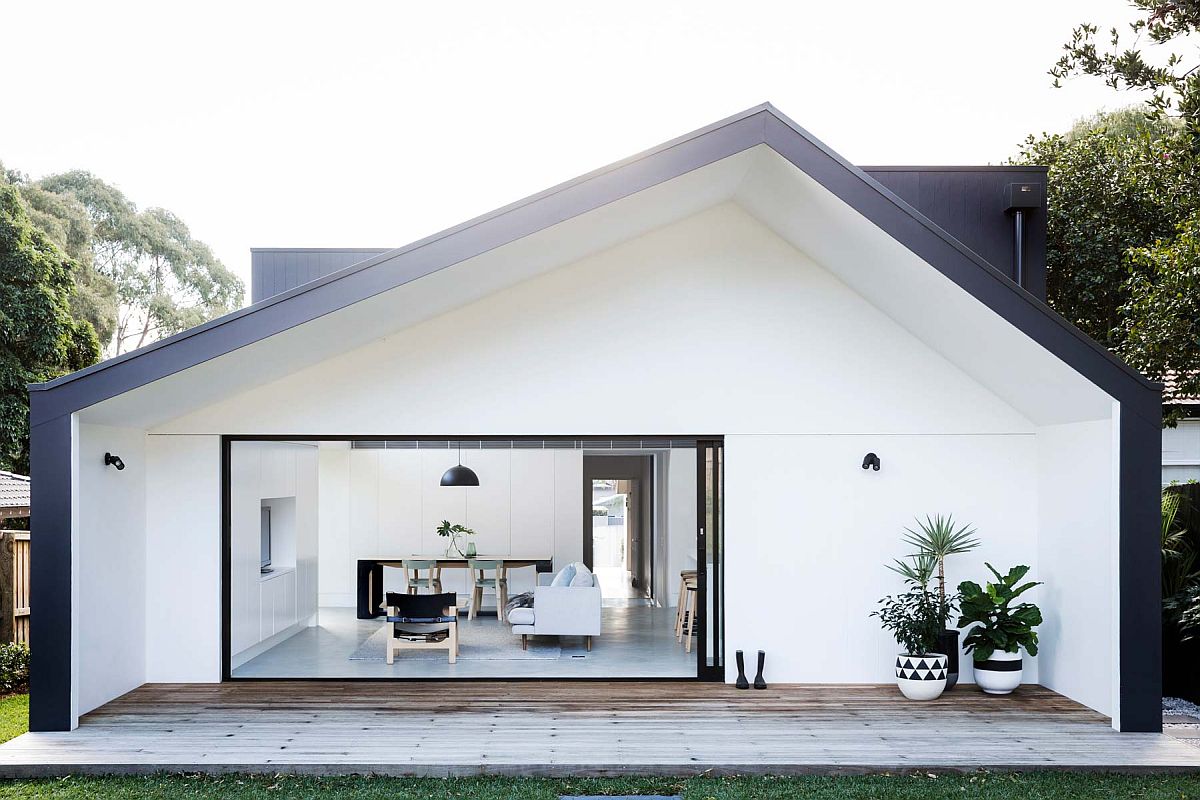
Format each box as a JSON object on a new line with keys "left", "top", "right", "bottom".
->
{"left": 356, "top": 555, "right": 553, "bottom": 619}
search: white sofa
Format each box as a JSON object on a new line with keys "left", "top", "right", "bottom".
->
{"left": 509, "top": 562, "right": 602, "bottom": 651}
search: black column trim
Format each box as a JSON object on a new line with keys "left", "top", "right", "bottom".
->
{"left": 1118, "top": 402, "right": 1162, "bottom": 732}
{"left": 28, "top": 407, "right": 72, "bottom": 731}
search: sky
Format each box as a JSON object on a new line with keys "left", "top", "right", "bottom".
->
{"left": 2, "top": 0, "right": 1149, "bottom": 298}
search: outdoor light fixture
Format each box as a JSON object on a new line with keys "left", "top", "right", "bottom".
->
{"left": 104, "top": 452, "right": 126, "bottom": 471}
{"left": 861, "top": 452, "right": 880, "bottom": 471}
{"left": 440, "top": 443, "right": 479, "bottom": 487}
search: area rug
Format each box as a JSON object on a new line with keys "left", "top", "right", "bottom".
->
{"left": 349, "top": 621, "right": 561, "bottom": 661}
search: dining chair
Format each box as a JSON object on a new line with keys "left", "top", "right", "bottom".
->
{"left": 402, "top": 559, "right": 443, "bottom": 594}
{"left": 384, "top": 591, "right": 458, "bottom": 664}
{"left": 467, "top": 559, "right": 507, "bottom": 620}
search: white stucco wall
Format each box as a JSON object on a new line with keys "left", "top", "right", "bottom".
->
{"left": 1035, "top": 417, "right": 1117, "bottom": 720}
{"left": 68, "top": 202, "right": 1119, "bottom": 719}
{"left": 723, "top": 433, "right": 1040, "bottom": 686}
{"left": 145, "top": 434, "right": 221, "bottom": 683}
{"left": 76, "top": 423, "right": 146, "bottom": 718}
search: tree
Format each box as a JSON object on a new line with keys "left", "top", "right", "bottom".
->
{"left": 34, "top": 171, "right": 243, "bottom": 356}
{"left": 1039, "top": 2, "right": 1200, "bottom": 417}
{"left": 1050, "top": 1, "right": 1200, "bottom": 143}
{"left": 0, "top": 183, "right": 100, "bottom": 472}
{"left": 0, "top": 164, "right": 118, "bottom": 346}
{"left": 1121, "top": 216, "right": 1200, "bottom": 402}
{"left": 1013, "top": 112, "right": 1200, "bottom": 351}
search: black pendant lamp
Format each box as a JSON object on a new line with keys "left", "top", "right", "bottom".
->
{"left": 440, "top": 442, "right": 480, "bottom": 487}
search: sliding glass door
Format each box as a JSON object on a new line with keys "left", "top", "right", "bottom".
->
{"left": 696, "top": 439, "right": 724, "bottom": 680}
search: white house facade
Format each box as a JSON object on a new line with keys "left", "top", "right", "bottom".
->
{"left": 28, "top": 105, "right": 1162, "bottom": 734}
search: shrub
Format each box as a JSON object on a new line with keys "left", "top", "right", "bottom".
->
{"left": 0, "top": 644, "right": 30, "bottom": 694}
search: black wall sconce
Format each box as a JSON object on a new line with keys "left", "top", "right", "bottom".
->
{"left": 104, "top": 452, "right": 125, "bottom": 471}
{"left": 861, "top": 452, "right": 880, "bottom": 471}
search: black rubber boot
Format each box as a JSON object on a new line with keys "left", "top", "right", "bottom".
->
{"left": 753, "top": 650, "right": 767, "bottom": 689}
{"left": 735, "top": 650, "right": 749, "bottom": 689}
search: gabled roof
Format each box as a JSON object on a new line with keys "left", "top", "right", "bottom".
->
{"left": 28, "top": 103, "right": 1160, "bottom": 427}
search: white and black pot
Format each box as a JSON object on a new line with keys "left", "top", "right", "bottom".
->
{"left": 894, "top": 653, "right": 948, "bottom": 701}
{"left": 972, "top": 649, "right": 1022, "bottom": 694}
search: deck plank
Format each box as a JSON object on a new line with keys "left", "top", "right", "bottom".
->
{"left": 0, "top": 682, "right": 1197, "bottom": 776}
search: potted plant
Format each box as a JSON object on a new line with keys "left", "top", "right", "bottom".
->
{"left": 437, "top": 520, "right": 476, "bottom": 557}
{"left": 894, "top": 514, "right": 979, "bottom": 689}
{"left": 957, "top": 563, "right": 1042, "bottom": 695}
{"left": 873, "top": 554, "right": 953, "bottom": 700}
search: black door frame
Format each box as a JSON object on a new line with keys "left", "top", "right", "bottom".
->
{"left": 220, "top": 433, "right": 725, "bottom": 683}
{"left": 696, "top": 439, "right": 725, "bottom": 681}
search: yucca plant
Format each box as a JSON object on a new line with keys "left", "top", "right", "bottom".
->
{"left": 894, "top": 514, "right": 980, "bottom": 608}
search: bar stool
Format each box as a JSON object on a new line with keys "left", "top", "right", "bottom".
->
{"left": 675, "top": 570, "right": 698, "bottom": 645}
{"left": 467, "top": 559, "right": 508, "bottom": 621}
{"left": 402, "top": 560, "right": 442, "bottom": 594}
{"left": 672, "top": 573, "right": 700, "bottom": 642}
{"left": 682, "top": 584, "right": 699, "bottom": 653}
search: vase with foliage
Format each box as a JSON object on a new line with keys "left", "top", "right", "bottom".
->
{"left": 436, "top": 520, "right": 476, "bottom": 558}
{"left": 891, "top": 514, "right": 979, "bottom": 689}
{"left": 957, "top": 563, "right": 1042, "bottom": 695}
{"left": 873, "top": 554, "right": 953, "bottom": 700}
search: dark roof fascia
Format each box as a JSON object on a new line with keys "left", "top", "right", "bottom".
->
{"left": 28, "top": 103, "right": 1158, "bottom": 428}
{"left": 861, "top": 165, "right": 1048, "bottom": 173}
{"left": 249, "top": 247, "right": 394, "bottom": 253}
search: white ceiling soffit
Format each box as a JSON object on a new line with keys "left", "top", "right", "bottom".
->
{"left": 77, "top": 143, "right": 1113, "bottom": 430}
{"left": 734, "top": 146, "right": 1113, "bottom": 424}
{"left": 77, "top": 150, "right": 759, "bottom": 428}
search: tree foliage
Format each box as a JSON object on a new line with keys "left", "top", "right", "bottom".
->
{"left": 0, "top": 164, "right": 117, "bottom": 346}
{"left": 0, "top": 182, "right": 100, "bottom": 472}
{"left": 1050, "top": 1, "right": 1200, "bottom": 143}
{"left": 1030, "top": 0, "right": 1200, "bottom": 417}
{"left": 33, "top": 171, "right": 243, "bottom": 356}
{"left": 1014, "top": 113, "right": 1200, "bottom": 360}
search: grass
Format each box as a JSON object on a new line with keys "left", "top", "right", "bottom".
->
{"left": 0, "top": 773, "right": 1197, "bottom": 799}
{"left": 0, "top": 696, "right": 26, "bottom": 746}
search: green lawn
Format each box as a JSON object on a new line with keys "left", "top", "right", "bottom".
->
{"left": 0, "top": 696, "right": 26, "bottom": 745}
{"left": 0, "top": 773, "right": 1197, "bottom": 799}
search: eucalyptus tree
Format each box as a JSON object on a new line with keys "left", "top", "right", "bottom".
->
{"left": 34, "top": 171, "right": 243, "bottom": 356}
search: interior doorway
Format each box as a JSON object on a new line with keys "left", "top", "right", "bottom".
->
{"left": 583, "top": 455, "right": 653, "bottom": 603}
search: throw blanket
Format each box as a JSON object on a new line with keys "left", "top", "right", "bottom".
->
{"left": 504, "top": 592, "right": 534, "bottom": 616}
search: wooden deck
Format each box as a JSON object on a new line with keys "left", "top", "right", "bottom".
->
{"left": 0, "top": 682, "right": 1198, "bottom": 776}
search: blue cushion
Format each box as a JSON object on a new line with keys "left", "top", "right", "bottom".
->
{"left": 550, "top": 564, "right": 577, "bottom": 586}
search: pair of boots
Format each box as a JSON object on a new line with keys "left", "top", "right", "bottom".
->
{"left": 735, "top": 650, "right": 766, "bottom": 689}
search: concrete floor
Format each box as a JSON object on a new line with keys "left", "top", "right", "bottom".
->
{"left": 232, "top": 604, "right": 695, "bottom": 678}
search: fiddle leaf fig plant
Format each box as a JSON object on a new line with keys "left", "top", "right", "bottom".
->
{"left": 957, "top": 563, "right": 1043, "bottom": 662}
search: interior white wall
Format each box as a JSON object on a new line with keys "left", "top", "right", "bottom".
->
{"left": 317, "top": 447, "right": 581, "bottom": 605}
{"left": 76, "top": 423, "right": 146, "bottom": 717}
{"left": 724, "top": 433, "right": 1040, "bottom": 686}
{"left": 145, "top": 434, "right": 220, "bottom": 683}
{"left": 229, "top": 442, "right": 319, "bottom": 666}
{"left": 1036, "top": 417, "right": 1117, "bottom": 720}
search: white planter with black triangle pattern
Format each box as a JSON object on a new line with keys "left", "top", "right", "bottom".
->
{"left": 972, "top": 649, "right": 1022, "bottom": 694}
{"left": 894, "top": 652, "right": 948, "bottom": 700}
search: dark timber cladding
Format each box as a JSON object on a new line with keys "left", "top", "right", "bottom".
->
{"left": 25, "top": 104, "right": 1164, "bottom": 732}
{"left": 250, "top": 248, "right": 389, "bottom": 303}
{"left": 863, "top": 167, "right": 1048, "bottom": 300}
